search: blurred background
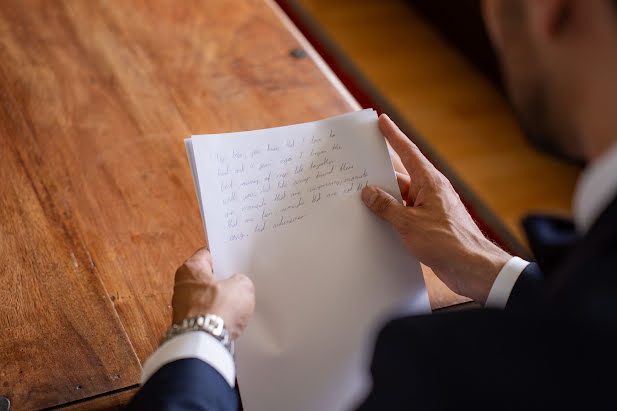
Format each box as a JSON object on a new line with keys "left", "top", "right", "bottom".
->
{"left": 278, "top": 0, "right": 581, "bottom": 258}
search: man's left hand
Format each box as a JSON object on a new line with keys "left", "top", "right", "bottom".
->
{"left": 172, "top": 247, "right": 255, "bottom": 340}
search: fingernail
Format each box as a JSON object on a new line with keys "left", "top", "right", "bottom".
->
{"left": 361, "top": 186, "right": 378, "bottom": 206}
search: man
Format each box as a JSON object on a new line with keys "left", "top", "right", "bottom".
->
{"left": 129, "top": 0, "right": 617, "bottom": 409}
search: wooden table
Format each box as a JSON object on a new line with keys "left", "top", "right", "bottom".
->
{"left": 0, "top": 1, "right": 464, "bottom": 409}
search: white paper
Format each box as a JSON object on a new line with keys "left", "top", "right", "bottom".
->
{"left": 186, "top": 109, "right": 430, "bottom": 411}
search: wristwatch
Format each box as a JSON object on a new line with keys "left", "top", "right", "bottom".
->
{"left": 160, "top": 314, "right": 234, "bottom": 355}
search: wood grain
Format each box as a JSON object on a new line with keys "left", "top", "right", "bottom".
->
{"left": 0, "top": 1, "right": 471, "bottom": 408}
{"left": 0, "top": 0, "right": 361, "bottom": 407}
{"left": 54, "top": 387, "right": 138, "bottom": 411}
{"left": 0, "top": 88, "right": 141, "bottom": 408}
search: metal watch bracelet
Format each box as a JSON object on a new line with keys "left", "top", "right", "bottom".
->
{"left": 160, "top": 314, "right": 234, "bottom": 355}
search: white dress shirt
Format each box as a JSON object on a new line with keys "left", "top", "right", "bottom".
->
{"left": 142, "top": 142, "right": 617, "bottom": 384}
{"left": 573, "top": 142, "right": 617, "bottom": 233}
{"left": 484, "top": 256, "right": 530, "bottom": 309}
{"left": 141, "top": 331, "right": 236, "bottom": 387}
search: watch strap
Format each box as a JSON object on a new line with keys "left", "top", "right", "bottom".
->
{"left": 161, "top": 314, "right": 234, "bottom": 355}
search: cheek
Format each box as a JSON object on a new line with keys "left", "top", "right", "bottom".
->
{"left": 499, "top": 40, "right": 541, "bottom": 116}
{"left": 482, "top": 0, "right": 506, "bottom": 51}
{"left": 503, "top": 64, "right": 530, "bottom": 114}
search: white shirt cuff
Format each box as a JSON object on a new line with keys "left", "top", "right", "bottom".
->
{"left": 141, "top": 331, "right": 236, "bottom": 387}
{"left": 485, "top": 256, "right": 530, "bottom": 309}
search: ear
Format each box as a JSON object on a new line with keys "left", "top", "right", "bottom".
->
{"left": 528, "top": 0, "right": 573, "bottom": 38}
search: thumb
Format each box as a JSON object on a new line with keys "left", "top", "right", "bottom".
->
{"left": 361, "top": 186, "right": 405, "bottom": 227}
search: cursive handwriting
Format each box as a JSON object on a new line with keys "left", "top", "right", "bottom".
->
{"left": 215, "top": 128, "right": 370, "bottom": 242}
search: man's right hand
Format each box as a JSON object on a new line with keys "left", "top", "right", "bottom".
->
{"left": 172, "top": 248, "right": 255, "bottom": 340}
{"left": 361, "top": 114, "right": 512, "bottom": 305}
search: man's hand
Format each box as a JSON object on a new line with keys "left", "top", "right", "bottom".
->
{"left": 362, "top": 114, "right": 511, "bottom": 305}
{"left": 172, "top": 248, "right": 255, "bottom": 340}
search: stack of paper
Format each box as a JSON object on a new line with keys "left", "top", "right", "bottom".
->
{"left": 185, "top": 109, "right": 430, "bottom": 411}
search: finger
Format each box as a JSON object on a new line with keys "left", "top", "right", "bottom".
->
{"left": 361, "top": 186, "right": 405, "bottom": 227}
{"left": 379, "top": 114, "right": 431, "bottom": 177}
{"left": 396, "top": 171, "right": 411, "bottom": 200}
{"left": 386, "top": 140, "right": 406, "bottom": 175}
{"left": 176, "top": 247, "right": 215, "bottom": 284}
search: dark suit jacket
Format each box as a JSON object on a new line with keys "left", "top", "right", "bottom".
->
{"left": 129, "top": 196, "right": 617, "bottom": 410}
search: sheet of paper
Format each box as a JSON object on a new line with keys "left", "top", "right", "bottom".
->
{"left": 186, "top": 109, "right": 430, "bottom": 411}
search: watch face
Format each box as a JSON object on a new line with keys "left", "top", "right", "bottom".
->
{"left": 205, "top": 314, "right": 224, "bottom": 336}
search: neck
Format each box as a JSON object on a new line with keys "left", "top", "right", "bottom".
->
{"left": 577, "top": 71, "right": 617, "bottom": 161}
